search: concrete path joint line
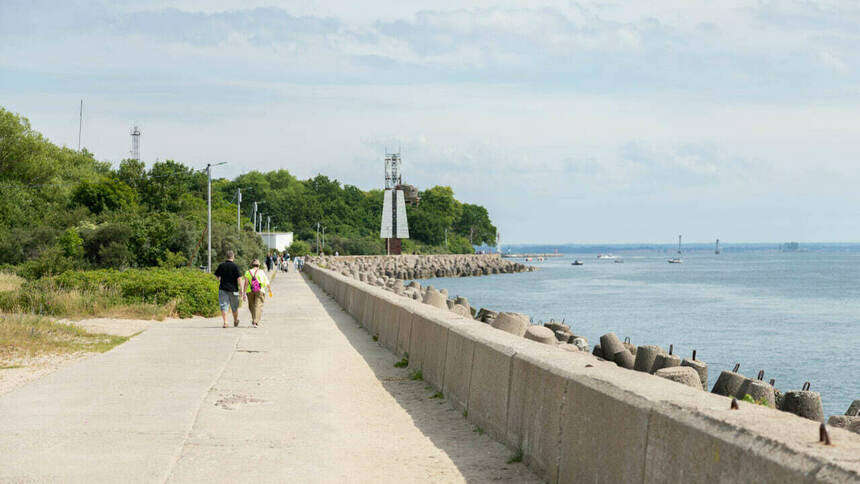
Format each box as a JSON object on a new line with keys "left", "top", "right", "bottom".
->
{"left": 162, "top": 333, "right": 242, "bottom": 483}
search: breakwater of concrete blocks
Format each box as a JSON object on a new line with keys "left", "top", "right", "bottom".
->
{"left": 305, "top": 261, "right": 860, "bottom": 483}
{"left": 312, "top": 254, "right": 534, "bottom": 282}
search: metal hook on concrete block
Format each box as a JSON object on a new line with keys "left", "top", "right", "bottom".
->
{"left": 757, "top": 370, "right": 765, "bottom": 380}
{"left": 803, "top": 382, "right": 811, "bottom": 391}
{"left": 669, "top": 344, "right": 674, "bottom": 355}
{"left": 733, "top": 363, "right": 740, "bottom": 373}
{"left": 820, "top": 423, "right": 832, "bottom": 445}
{"left": 692, "top": 349, "right": 697, "bottom": 360}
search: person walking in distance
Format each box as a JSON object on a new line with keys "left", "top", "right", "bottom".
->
{"left": 214, "top": 250, "right": 243, "bottom": 328}
{"left": 265, "top": 253, "right": 273, "bottom": 272}
{"left": 243, "top": 259, "right": 271, "bottom": 328}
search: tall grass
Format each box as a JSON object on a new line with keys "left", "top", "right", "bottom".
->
{"left": 0, "top": 313, "right": 130, "bottom": 363}
{"left": 0, "top": 282, "right": 174, "bottom": 321}
{"left": 0, "top": 273, "right": 23, "bottom": 292}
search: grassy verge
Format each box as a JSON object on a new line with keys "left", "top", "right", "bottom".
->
{"left": 0, "top": 313, "right": 130, "bottom": 365}
{"left": 0, "top": 283, "right": 174, "bottom": 321}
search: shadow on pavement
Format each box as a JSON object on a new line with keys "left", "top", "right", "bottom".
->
{"left": 302, "top": 274, "right": 541, "bottom": 483}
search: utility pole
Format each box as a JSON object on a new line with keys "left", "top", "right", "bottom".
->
{"left": 206, "top": 162, "right": 227, "bottom": 272}
{"left": 316, "top": 223, "right": 320, "bottom": 254}
{"left": 253, "top": 202, "right": 258, "bottom": 233}
{"left": 236, "top": 188, "right": 242, "bottom": 232}
{"left": 267, "top": 216, "right": 270, "bottom": 234}
{"left": 258, "top": 213, "right": 263, "bottom": 233}
{"left": 322, "top": 226, "right": 327, "bottom": 251}
{"left": 77, "top": 99, "right": 82, "bottom": 152}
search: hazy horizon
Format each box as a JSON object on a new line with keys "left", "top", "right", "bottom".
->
{"left": 3, "top": 1, "right": 859, "bottom": 244}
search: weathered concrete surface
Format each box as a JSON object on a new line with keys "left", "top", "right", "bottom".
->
{"left": 0, "top": 271, "right": 540, "bottom": 483}
{"left": 306, "top": 262, "right": 860, "bottom": 484}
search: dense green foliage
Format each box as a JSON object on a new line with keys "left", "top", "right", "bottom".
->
{"left": 0, "top": 107, "right": 497, "bottom": 278}
{"left": 52, "top": 268, "right": 218, "bottom": 318}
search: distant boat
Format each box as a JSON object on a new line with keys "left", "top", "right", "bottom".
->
{"left": 668, "top": 234, "right": 683, "bottom": 263}
{"left": 597, "top": 254, "right": 617, "bottom": 260}
{"left": 715, "top": 238, "right": 720, "bottom": 255}
{"left": 614, "top": 259, "right": 624, "bottom": 263}
{"left": 571, "top": 260, "right": 584, "bottom": 266}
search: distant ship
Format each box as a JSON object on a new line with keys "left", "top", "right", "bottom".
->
{"left": 715, "top": 238, "right": 720, "bottom": 255}
{"left": 597, "top": 254, "right": 617, "bottom": 259}
{"left": 668, "top": 235, "right": 683, "bottom": 263}
{"left": 571, "top": 260, "right": 584, "bottom": 266}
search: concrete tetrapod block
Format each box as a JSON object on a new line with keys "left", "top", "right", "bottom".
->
{"left": 847, "top": 400, "right": 860, "bottom": 417}
{"left": 613, "top": 349, "right": 635, "bottom": 369}
{"left": 782, "top": 390, "right": 825, "bottom": 422}
{"left": 451, "top": 304, "right": 471, "bottom": 318}
{"left": 524, "top": 326, "right": 556, "bottom": 345}
{"left": 652, "top": 354, "right": 680, "bottom": 373}
{"left": 680, "top": 358, "right": 708, "bottom": 390}
{"left": 711, "top": 370, "right": 746, "bottom": 396}
{"left": 558, "top": 377, "right": 651, "bottom": 483}
{"left": 506, "top": 345, "right": 570, "bottom": 482}
{"left": 491, "top": 312, "right": 529, "bottom": 337}
{"left": 735, "top": 379, "right": 776, "bottom": 408}
{"left": 827, "top": 416, "right": 860, "bottom": 435}
{"left": 592, "top": 344, "right": 603, "bottom": 359}
{"left": 422, "top": 286, "right": 448, "bottom": 310}
{"left": 655, "top": 366, "right": 702, "bottom": 390}
{"left": 599, "top": 332, "right": 625, "bottom": 364}
{"left": 442, "top": 326, "right": 477, "bottom": 413}
{"left": 633, "top": 345, "right": 662, "bottom": 373}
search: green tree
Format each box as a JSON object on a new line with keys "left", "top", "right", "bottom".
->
{"left": 72, "top": 178, "right": 136, "bottom": 215}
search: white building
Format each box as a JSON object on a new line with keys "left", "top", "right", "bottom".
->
{"left": 260, "top": 232, "right": 294, "bottom": 252}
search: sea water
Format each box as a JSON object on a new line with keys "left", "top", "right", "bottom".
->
{"left": 420, "top": 247, "right": 860, "bottom": 417}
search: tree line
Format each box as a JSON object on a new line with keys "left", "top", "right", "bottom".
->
{"left": 0, "top": 107, "right": 497, "bottom": 278}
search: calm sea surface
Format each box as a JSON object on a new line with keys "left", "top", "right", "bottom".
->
{"left": 419, "top": 247, "right": 859, "bottom": 417}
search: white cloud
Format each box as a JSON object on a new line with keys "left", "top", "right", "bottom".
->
{"left": 3, "top": 1, "right": 860, "bottom": 242}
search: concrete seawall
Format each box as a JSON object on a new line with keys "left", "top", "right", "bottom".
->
{"left": 305, "top": 263, "right": 860, "bottom": 483}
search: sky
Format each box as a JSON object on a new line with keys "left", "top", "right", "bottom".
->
{"left": 2, "top": 1, "right": 859, "bottom": 244}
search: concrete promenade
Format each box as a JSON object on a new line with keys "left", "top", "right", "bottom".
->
{"left": 0, "top": 270, "right": 539, "bottom": 483}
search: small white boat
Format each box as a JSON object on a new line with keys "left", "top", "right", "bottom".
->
{"left": 571, "top": 260, "right": 584, "bottom": 266}
{"left": 597, "top": 254, "right": 616, "bottom": 259}
{"left": 614, "top": 259, "right": 624, "bottom": 263}
{"left": 668, "top": 234, "right": 683, "bottom": 263}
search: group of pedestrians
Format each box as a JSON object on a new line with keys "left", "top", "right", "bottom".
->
{"left": 214, "top": 250, "right": 273, "bottom": 329}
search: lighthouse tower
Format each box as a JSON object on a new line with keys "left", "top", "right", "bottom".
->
{"left": 380, "top": 152, "right": 411, "bottom": 255}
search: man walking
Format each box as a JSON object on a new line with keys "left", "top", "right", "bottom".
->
{"left": 214, "top": 250, "right": 243, "bottom": 328}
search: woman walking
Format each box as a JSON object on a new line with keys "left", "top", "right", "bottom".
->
{"left": 242, "top": 259, "right": 272, "bottom": 328}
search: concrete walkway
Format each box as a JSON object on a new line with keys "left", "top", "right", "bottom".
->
{"left": 0, "top": 270, "right": 540, "bottom": 483}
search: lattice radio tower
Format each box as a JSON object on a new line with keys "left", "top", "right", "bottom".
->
{"left": 130, "top": 125, "right": 141, "bottom": 161}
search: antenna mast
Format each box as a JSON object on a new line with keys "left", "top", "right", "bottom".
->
{"left": 77, "top": 100, "right": 83, "bottom": 152}
{"left": 130, "top": 125, "right": 141, "bottom": 161}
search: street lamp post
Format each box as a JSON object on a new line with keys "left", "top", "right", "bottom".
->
{"left": 322, "top": 226, "right": 327, "bottom": 252}
{"left": 236, "top": 188, "right": 242, "bottom": 232}
{"left": 206, "top": 162, "right": 227, "bottom": 273}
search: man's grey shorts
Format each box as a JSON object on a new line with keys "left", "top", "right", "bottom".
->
{"left": 219, "top": 290, "right": 240, "bottom": 312}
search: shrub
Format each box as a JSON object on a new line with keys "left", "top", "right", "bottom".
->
{"left": 53, "top": 268, "right": 218, "bottom": 318}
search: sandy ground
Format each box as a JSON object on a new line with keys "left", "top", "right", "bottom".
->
{"left": 0, "top": 316, "right": 192, "bottom": 396}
